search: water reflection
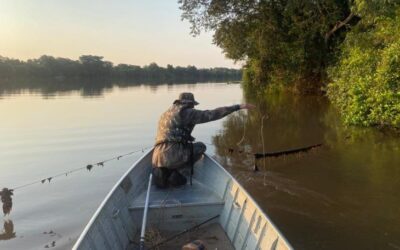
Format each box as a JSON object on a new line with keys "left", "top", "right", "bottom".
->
{"left": 212, "top": 99, "right": 336, "bottom": 209}
{"left": 212, "top": 90, "right": 400, "bottom": 249}
{"left": 0, "top": 220, "right": 16, "bottom": 241}
{"left": 213, "top": 92, "right": 328, "bottom": 170}
{"left": 0, "top": 78, "right": 237, "bottom": 98}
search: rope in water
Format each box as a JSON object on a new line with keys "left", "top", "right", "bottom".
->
{"left": 0, "top": 146, "right": 152, "bottom": 216}
{"left": 236, "top": 115, "right": 247, "bottom": 146}
{"left": 260, "top": 114, "right": 267, "bottom": 184}
{"left": 11, "top": 146, "right": 152, "bottom": 191}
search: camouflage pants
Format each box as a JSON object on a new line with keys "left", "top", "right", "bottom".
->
{"left": 152, "top": 141, "right": 206, "bottom": 169}
{"left": 152, "top": 142, "right": 206, "bottom": 188}
{"left": 179, "top": 142, "right": 206, "bottom": 173}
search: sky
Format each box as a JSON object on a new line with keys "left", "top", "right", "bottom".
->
{"left": 0, "top": 0, "right": 239, "bottom": 68}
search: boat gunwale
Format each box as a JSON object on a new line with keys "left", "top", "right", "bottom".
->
{"left": 207, "top": 156, "right": 293, "bottom": 249}
{"left": 72, "top": 148, "right": 154, "bottom": 250}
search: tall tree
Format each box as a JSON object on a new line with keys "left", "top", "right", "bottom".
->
{"left": 179, "top": 0, "right": 353, "bottom": 93}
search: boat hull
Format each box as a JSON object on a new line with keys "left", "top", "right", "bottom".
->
{"left": 73, "top": 149, "right": 293, "bottom": 250}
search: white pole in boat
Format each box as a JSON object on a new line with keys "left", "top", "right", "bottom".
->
{"left": 140, "top": 173, "right": 153, "bottom": 250}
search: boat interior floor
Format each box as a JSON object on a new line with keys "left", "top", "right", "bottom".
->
{"left": 148, "top": 222, "right": 235, "bottom": 250}
{"left": 129, "top": 179, "right": 224, "bottom": 209}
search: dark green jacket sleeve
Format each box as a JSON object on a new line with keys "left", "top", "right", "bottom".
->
{"left": 183, "top": 104, "right": 241, "bottom": 125}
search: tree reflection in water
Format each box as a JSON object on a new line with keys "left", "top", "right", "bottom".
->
{"left": 211, "top": 89, "right": 400, "bottom": 249}
{"left": 212, "top": 90, "right": 332, "bottom": 201}
{"left": 0, "top": 78, "right": 238, "bottom": 98}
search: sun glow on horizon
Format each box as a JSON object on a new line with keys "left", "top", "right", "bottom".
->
{"left": 0, "top": 0, "right": 239, "bottom": 68}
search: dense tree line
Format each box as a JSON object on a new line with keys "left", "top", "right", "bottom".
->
{"left": 179, "top": 0, "right": 399, "bottom": 129}
{"left": 0, "top": 55, "right": 241, "bottom": 82}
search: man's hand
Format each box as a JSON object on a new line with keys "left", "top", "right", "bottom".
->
{"left": 240, "top": 103, "right": 256, "bottom": 110}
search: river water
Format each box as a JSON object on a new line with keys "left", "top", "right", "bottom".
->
{"left": 0, "top": 82, "right": 399, "bottom": 249}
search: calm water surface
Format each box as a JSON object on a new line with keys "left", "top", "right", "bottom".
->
{"left": 0, "top": 82, "right": 399, "bottom": 249}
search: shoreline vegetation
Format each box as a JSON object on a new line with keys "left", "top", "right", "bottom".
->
{"left": 179, "top": 0, "right": 400, "bottom": 130}
{"left": 0, "top": 55, "right": 241, "bottom": 83}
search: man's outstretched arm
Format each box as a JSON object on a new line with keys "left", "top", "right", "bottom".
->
{"left": 184, "top": 104, "right": 255, "bottom": 124}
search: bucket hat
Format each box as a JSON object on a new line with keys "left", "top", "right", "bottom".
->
{"left": 174, "top": 92, "right": 199, "bottom": 105}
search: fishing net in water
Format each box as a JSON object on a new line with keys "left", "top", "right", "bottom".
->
{"left": 0, "top": 188, "right": 13, "bottom": 215}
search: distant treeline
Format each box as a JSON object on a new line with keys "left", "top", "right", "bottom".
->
{"left": 0, "top": 55, "right": 241, "bottom": 82}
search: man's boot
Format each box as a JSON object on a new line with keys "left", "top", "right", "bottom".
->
{"left": 168, "top": 170, "right": 187, "bottom": 187}
{"left": 152, "top": 167, "right": 171, "bottom": 189}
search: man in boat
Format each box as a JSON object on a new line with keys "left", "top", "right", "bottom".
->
{"left": 152, "top": 92, "right": 254, "bottom": 188}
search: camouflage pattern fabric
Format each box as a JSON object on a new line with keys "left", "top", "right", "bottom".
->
{"left": 154, "top": 103, "right": 194, "bottom": 145}
{"left": 152, "top": 103, "right": 241, "bottom": 169}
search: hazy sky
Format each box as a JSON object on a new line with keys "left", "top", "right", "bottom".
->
{"left": 0, "top": 0, "right": 239, "bottom": 68}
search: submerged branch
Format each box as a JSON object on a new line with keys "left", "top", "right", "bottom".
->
{"left": 254, "top": 143, "right": 323, "bottom": 159}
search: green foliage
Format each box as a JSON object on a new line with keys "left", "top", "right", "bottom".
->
{"left": 328, "top": 7, "right": 400, "bottom": 129}
{"left": 179, "top": 0, "right": 352, "bottom": 93}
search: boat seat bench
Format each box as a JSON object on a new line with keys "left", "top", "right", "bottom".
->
{"left": 129, "top": 179, "right": 224, "bottom": 210}
{"left": 129, "top": 178, "right": 225, "bottom": 234}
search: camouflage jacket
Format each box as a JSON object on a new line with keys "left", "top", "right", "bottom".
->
{"left": 152, "top": 103, "right": 241, "bottom": 168}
